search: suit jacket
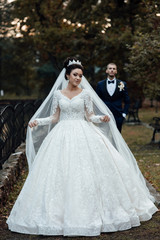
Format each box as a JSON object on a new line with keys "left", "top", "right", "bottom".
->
{"left": 96, "top": 79, "right": 130, "bottom": 119}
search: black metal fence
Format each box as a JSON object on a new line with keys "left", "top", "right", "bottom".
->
{"left": 0, "top": 100, "right": 42, "bottom": 169}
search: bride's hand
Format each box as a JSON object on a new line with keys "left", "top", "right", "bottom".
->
{"left": 100, "top": 115, "right": 110, "bottom": 122}
{"left": 28, "top": 120, "right": 38, "bottom": 128}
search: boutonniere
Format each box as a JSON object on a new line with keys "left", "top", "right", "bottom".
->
{"left": 118, "top": 81, "right": 125, "bottom": 91}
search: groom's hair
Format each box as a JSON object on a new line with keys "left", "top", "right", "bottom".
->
{"left": 106, "top": 63, "right": 117, "bottom": 69}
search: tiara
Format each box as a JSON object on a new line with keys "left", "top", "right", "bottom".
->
{"left": 67, "top": 59, "right": 82, "bottom": 67}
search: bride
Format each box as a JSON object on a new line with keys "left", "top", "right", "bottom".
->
{"left": 7, "top": 57, "right": 158, "bottom": 236}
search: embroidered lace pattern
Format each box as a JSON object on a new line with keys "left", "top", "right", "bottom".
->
{"left": 36, "top": 90, "right": 102, "bottom": 125}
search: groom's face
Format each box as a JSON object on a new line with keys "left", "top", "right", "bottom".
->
{"left": 106, "top": 64, "right": 117, "bottom": 78}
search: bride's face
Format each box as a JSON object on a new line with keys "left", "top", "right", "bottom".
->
{"left": 67, "top": 68, "right": 83, "bottom": 87}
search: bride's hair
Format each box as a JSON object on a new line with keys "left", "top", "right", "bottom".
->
{"left": 63, "top": 57, "right": 84, "bottom": 80}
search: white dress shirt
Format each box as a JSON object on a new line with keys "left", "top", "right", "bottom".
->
{"left": 106, "top": 78, "right": 116, "bottom": 96}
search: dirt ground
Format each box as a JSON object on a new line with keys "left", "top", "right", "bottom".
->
{"left": 0, "top": 212, "right": 160, "bottom": 240}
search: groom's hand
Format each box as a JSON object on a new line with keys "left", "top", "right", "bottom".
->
{"left": 101, "top": 115, "right": 110, "bottom": 122}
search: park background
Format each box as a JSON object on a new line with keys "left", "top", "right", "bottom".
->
{"left": 0, "top": 1, "right": 160, "bottom": 240}
{"left": 0, "top": 0, "right": 160, "bottom": 103}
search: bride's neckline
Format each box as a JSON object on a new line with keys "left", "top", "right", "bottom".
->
{"left": 59, "top": 89, "right": 84, "bottom": 100}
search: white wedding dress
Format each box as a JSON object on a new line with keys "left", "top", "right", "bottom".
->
{"left": 7, "top": 89, "right": 158, "bottom": 236}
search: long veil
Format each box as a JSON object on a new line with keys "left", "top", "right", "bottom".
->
{"left": 26, "top": 68, "right": 160, "bottom": 203}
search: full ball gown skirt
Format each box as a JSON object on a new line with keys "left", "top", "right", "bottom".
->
{"left": 7, "top": 90, "right": 158, "bottom": 236}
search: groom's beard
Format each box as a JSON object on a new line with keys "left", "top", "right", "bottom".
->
{"left": 108, "top": 74, "right": 115, "bottom": 78}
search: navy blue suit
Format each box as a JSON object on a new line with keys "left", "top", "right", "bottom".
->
{"left": 96, "top": 79, "right": 130, "bottom": 132}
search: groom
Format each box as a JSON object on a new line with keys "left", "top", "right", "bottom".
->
{"left": 96, "top": 63, "right": 130, "bottom": 132}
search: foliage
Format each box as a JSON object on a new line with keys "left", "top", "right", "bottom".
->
{"left": 1, "top": 0, "right": 160, "bottom": 98}
{"left": 1, "top": 0, "right": 141, "bottom": 94}
{"left": 124, "top": 0, "right": 160, "bottom": 101}
{"left": 0, "top": 1, "right": 40, "bottom": 96}
{"left": 0, "top": 37, "right": 39, "bottom": 96}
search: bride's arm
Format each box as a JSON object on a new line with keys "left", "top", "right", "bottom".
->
{"left": 84, "top": 91, "right": 110, "bottom": 123}
{"left": 85, "top": 110, "right": 110, "bottom": 123}
{"left": 29, "top": 92, "right": 60, "bottom": 128}
{"left": 31, "top": 107, "right": 60, "bottom": 127}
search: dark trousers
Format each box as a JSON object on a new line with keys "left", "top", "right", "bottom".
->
{"left": 114, "top": 116, "right": 124, "bottom": 133}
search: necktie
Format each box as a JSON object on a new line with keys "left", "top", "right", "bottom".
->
{"left": 108, "top": 80, "right": 114, "bottom": 84}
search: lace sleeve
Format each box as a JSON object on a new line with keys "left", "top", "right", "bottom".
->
{"left": 35, "top": 91, "right": 60, "bottom": 126}
{"left": 84, "top": 90, "right": 103, "bottom": 123}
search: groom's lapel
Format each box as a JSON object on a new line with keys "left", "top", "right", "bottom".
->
{"left": 113, "top": 79, "right": 119, "bottom": 96}
{"left": 103, "top": 79, "right": 110, "bottom": 97}
{"left": 112, "top": 79, "right": 119, "bottom": 98}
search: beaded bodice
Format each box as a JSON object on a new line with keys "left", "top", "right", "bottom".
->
{"left": 36, "top": 89, "right": 102, "bottom": 126}
{"left": 58, "top": 91, "right": 86, "bottom": 121}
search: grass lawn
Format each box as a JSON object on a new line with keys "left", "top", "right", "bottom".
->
{"left": 0, "top": 107, "right": 160, "bottom": 240}
{"left": 122, "top": 107, "right": 160, "bottom": 191}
